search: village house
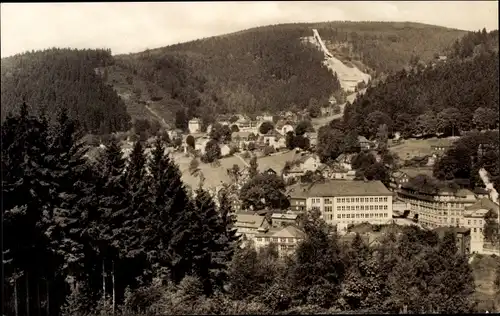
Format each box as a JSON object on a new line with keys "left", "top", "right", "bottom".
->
{"left": 188, "top": 118, "right": 202, "bottom": 134}
{"left": 334, "top": 153, "right": 357, "bottom": 171}
{"left": 280, "top": 124, "right": 294, "bottom": 136}
{"left": 231, "top": 131, "right": 253, "bottom": 150}
{"left": 287, "top": 180, "right": 394, "bottom": 229}
{"left": 234, "top": 212, "right": 271, "bottom": 240}
{"left": 390, "top": 168, "right": 434, "bottom": 190}
{"left": 358, "top": 135, "right": 373, "bottom": 150}
{"left": 430, "top": 139, "right": 454, "bottom": 156}
{"left": 318, "top": 164, "right": 356, "bottom": 180}
{"left": 271, "top": 212, "right": 300, "bottom": 228}
{"left": 304, "top": 132, "right": 318, "bottom": 146}
{"left": 262, "top": 129, "right": 284, "bottom": 149}
{"left": 253, "top": 225, "right": 305, "bottom": 257}
{"left": 256, "top": 114, "right": 274, "bottom": 123}
{"left": 287, "top": 188, "right": 307, "bottom": 213}
{"left": 462, "top": 197, "right": 499, "bottom": 254}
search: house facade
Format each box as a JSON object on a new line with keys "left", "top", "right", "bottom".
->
{"left": 271, "top": 212, "right": 299, "bottom": 228}
{"left": 254, "top": 225, "right": 305, "bottom": 257}
{"left": 462, "top": 197, "right": 499, "bottom": 254}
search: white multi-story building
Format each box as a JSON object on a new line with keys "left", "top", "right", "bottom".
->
{"left": 288, "top": 180, "right": 393, "bottom": 227}
{"left": 254, "top": 225, "right": 305, "bottom": 257}
{"left": 462, "top": 197, "right": 499, "bottom": 254}
{"left": 398, "top": 185, "right": 477, "bottom": 229}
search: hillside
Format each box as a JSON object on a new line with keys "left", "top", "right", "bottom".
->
{"left": 344, "top": 49, "right": 499, "bottom": 139}
{"left": 110, "top": 22, "right": 467, "bottom": 126}
{"left": 1, "top": 22, "right": 469, "bottom": 131}
{"left": 1, "top": 48, "right": 130, "bottom": 134}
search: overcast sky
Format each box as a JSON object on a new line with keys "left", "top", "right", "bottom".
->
{"left": 1, "top": 1, "right": 498, "bottom": 57}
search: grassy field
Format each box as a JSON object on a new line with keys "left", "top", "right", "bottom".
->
{"left": 389, "top": 137, "right": 459, "bottom": 161}
{"left": 172, "top": 150, "right": 299, "bottom": 190}
{"left": 470, "top": 254, "right": 500, "bottom": 311}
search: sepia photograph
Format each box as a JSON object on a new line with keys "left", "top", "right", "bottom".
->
{"left": 1, "top": 1, "right": 499, "bottom": 315}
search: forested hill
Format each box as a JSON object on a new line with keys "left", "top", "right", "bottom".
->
{"left": 1, "top": 22, "right": 469, "bottom": 133}
{"left": 343, "top": 30, "right": 499, "bottom": 140}
{"left": 109, "top": 21, "right": 466, "bottom": 127}
{"left": 1, "top": 48, "right": 131, "bottom": 134}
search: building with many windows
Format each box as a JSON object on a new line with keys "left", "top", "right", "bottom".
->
{"left": 287, "top": 180, "right": 393, "bottom": 227}
{"left": 397, "top": 185, "right": 477, "bottom": 229}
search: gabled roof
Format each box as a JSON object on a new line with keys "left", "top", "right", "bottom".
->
{"left": 255, "top": 225, "right": 305, "bottom": 239}
{"left": 465, "top": 197, "right": 499, "bottom": 214}
{"left": 235, "top": 213, "right": 266, "bottom": 229}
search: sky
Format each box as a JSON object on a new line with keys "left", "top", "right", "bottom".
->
{"left": 1, "top": 1, "right": 498, "bottom": 57}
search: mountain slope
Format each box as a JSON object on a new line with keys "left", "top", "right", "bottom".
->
{"left": 1, "top": 48, "right": 130, "bottom": 134}
{"left": 344, "top": 37, "right": 499, "bottom": 139}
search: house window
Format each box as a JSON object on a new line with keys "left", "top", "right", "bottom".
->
{"left": 342, "top": 214, "right": 345, "bottom": 218}
{"left": 383, "top": 197, "right": 388, "bottom": 202}
{"left": 346, "top": 206, "right": 351, "bottom": 211}
{"left": 356, "top": 198, "right": 360, "bottom": 203}
{"left": 375, "top": 198, "right": 379, "bottom": 203}
{"left": 325, "top": 206, "right": 333, "bottom": 212}
{"left": 337, "top": 214, "right": 341, "bottom": 218}
{"left": 341, "top": 206, "right": 345, "bottom": 211}
{"left": 356, "top": 214, "right": 360, "bottom": 218}
{"left": 375, "top": 205, "right": 379, "bottom": 210}
{"left": 336, "top": 206, "right": 341, "bottom": 211}
{"left": 356, "top": 206, "right": 360, "bottom": 211}
{"left": 325, "top": 198, "right": 332, "bottom": 204}
{"left": 347, "top": 214, "right": 350, "bottom": 218}
{"left": 474, "top": 228, "right": 477, "bottom": 232}
{"left": 360, "top": 198, "right": 365, "bottom": 203}
{"left": 257, "top": 238, "right": 262, "bottom": 241}
{"left": 473, "top": 220, "right": 477, "bottom": 225}
{"left": 370, "top": 205, "right": 374, "bottom": 210}
{"left": 384, "top": 205, "right": 388, "bottom": 210}
{"left": 360, "top": 206, "right": 365, "bottom": 211}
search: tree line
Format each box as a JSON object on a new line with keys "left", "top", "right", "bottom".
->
{"left": 1, "top": 48, "right": 131, "bottom": 134}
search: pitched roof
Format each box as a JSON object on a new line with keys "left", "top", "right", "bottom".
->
{"left": 271, "top": 213, "right": 298, "bottom": 220}
{"left": 465, "top": 197, "right": 499, "bottom": 214}
{"left": 235, "top": 213, "right": 265, "bottom": 229}
{"left": 287, "top": 180, "right": 392, "bottom": 198}
{"left": 255, "top": 225, "right": 305, "bottom": 239}
{"left": 399, "top": 167, "right": 434, "bottom": 179}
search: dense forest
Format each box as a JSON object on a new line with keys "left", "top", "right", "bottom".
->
{"left": 1, "top": 48, "right": 131, "bottom": 134}
{"left": 343, "top": 39, "right": 499, "bottom": 140}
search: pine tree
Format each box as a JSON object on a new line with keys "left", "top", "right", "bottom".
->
{"left": 95, "top": 136, "right": 127, "bottom": 301}
{"left": 147, "top": 138, "right": 193, "bottom": 284}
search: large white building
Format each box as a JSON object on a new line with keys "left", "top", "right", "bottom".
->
{"left": 288, "top": 180, "right": 393, "bottom": 228}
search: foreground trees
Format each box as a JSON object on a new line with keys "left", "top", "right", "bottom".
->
{"left": 1, "top": 103, "right": 239, "bottom": 316}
